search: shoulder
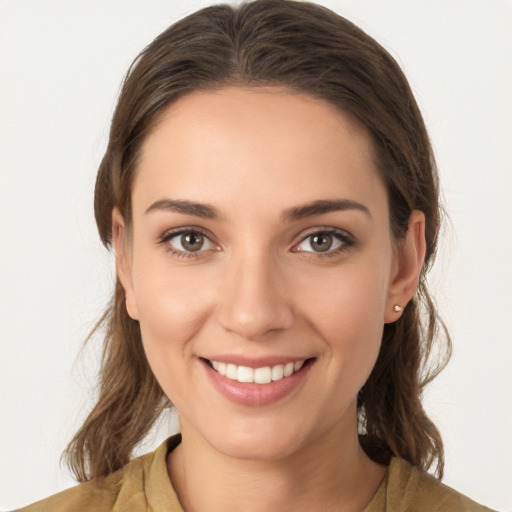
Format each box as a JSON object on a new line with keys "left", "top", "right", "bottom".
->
{"left": 383, "top": 457, "right": 496, "bottom": 512}
{"left": 14, "top": 471, "right": 124, "bottom": 512}
{"left": 14, "top": 441, "right": 169, "bottom": 512}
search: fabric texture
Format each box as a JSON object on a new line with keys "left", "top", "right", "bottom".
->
{"left": 17, "top": 435, "right": 495, "bottom": 512}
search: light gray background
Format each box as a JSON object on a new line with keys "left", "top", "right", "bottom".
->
{"left": 1, "top": 1, "right": 511, "bottom": 510}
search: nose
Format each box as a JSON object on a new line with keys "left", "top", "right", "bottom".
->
{"left": 216, "top": 251, "right": 294, "bottom": 341}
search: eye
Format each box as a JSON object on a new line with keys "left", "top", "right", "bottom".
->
{"left": 161, "top": 229, "right": 216, "bottom": 255}
{"left": 299, "top": 233, "right": 339, "bottom": 253}
{"left": 293, "top": 229, "right": 353, "bottom": 255}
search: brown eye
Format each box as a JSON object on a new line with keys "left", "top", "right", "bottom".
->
{"left": 181, "top": 232, "right": 205, "bottom": 252}
{"left": 164, "top": 230, "right": 215, "bottom": 254}
{"left": 310, "top": 234, "right": 333, "bottom": 252}
{"left": 294, "top": 230, "right": 350, "bottom": 255}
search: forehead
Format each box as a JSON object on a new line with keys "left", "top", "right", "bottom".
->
{"left": 133, "top": 86, "right": 387, "bottom": 219}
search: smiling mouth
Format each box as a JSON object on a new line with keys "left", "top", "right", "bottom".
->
{"left": 204, "top": 358, "right": 314, "bottom": 384}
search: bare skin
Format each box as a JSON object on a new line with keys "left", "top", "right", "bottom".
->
{"left": 168, "top": 404, "right": 386, "bottom": 512}
{"left": 113, "top": 87, "right": 426, "bottom": 512}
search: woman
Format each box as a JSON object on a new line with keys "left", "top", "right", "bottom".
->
{"left": 16, "top": 1, "right": 496, "bottom": 510}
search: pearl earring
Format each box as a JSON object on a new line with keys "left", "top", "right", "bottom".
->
{"left": 393, "top": 304, "right": 402, "bottom": 312}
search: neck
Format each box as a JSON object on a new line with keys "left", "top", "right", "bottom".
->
{"left": 167, "top": 411, "right": 386, "bottom": 512}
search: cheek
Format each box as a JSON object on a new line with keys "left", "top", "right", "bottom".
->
{"left": 129, "top": 252, "right": 216, "bottom": 386}
{"left": 294, "top": 254, "right": 391, "bottom": 379}
{"left": 298, "top": 257, "right": 390, "bottom": 332}
{"left": 131, "top": 264, "right": 217, "bottom": 407}
{"left": 135, "top": 278, "right": 198, "bottom": 340}
{"left": 131, "top": 251, "right": 213, "bottom": 332}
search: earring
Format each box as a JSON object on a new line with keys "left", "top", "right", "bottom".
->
{"left": 393, "top": 304, "right": 403, "bottom": 312}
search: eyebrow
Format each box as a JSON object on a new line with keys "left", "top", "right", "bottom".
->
{"left": 281, "top": 199, "right": 371, "bottom": 221}
{"left": 144, "top": 198, "right": 371, "bottom": 221}
{"left": 145, "top": 199, "right": 222, "bottom": 219}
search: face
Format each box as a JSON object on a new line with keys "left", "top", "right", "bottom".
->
{"left": 115, "top": 87, "right": 417, "bottom": 461}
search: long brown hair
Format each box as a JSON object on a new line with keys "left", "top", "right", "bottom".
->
{"left": 65, "top": 0, "right": 451, "bottom": 481}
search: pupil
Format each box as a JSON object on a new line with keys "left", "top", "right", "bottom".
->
{"left": 312, "top": 234, "right": 332, "bottom": 252}
{"left": 182, "top": 233, "right": 204, "bottom": 251}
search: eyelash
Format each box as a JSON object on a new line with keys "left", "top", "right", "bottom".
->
{"left": 158, "top": 227, "right": 216, "bottom": 260}
{"left": 157, "top": 227, "right": 355, "bottom": 260}
{"left": 293, "top": 228, "right": 355, "bottom": 258}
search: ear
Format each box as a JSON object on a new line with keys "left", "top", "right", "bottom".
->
{"left": 384, "top": 210, "right": 426, "bottom": 323}
{"left": 112, "top": 207, "right": 139, "bottom": 320}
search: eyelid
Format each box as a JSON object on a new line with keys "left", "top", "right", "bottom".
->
{"left": 291, "top": 227, "right": 355, "bottom": 255}
{"left": 158, "top": 226, "right": 219, "bottom": 256}
{"left": 157, "top": 225, "right": 355, "bottom": 258}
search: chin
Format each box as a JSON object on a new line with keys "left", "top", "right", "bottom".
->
{"left": 198, "top": 414, "right": 323, "bottom": 462}
{"left": 215, "top": 435, "right": 302, "bottom": 462}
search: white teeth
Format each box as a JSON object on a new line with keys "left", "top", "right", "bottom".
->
{"left": 210, "top": 359, "right": 307, "bottom": 384}
{"left": 284, "top": 362, "right": 294, "bottom": 377}
{"left": 271, "top": 364, "right": 284, "bottom": 381}
{"left": 254, "top": 367, "right": 272, "bottom": 384}
{"left": 237, "top": 366, "right": 254, "bottom": 383}
{"left": 226, "top": 363, "right": 238, "bottom": 380}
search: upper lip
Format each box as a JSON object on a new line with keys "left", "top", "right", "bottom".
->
{"left": 200, "top": 355, "right": 314, "bottom": 368}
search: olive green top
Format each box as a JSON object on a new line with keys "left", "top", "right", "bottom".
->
{"left": 17, "top": 435, "right": 495, "bottom": 512}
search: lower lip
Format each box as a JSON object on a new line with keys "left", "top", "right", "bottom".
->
{"left": 202, "top": 360, "right": 313, "bottom": 407}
